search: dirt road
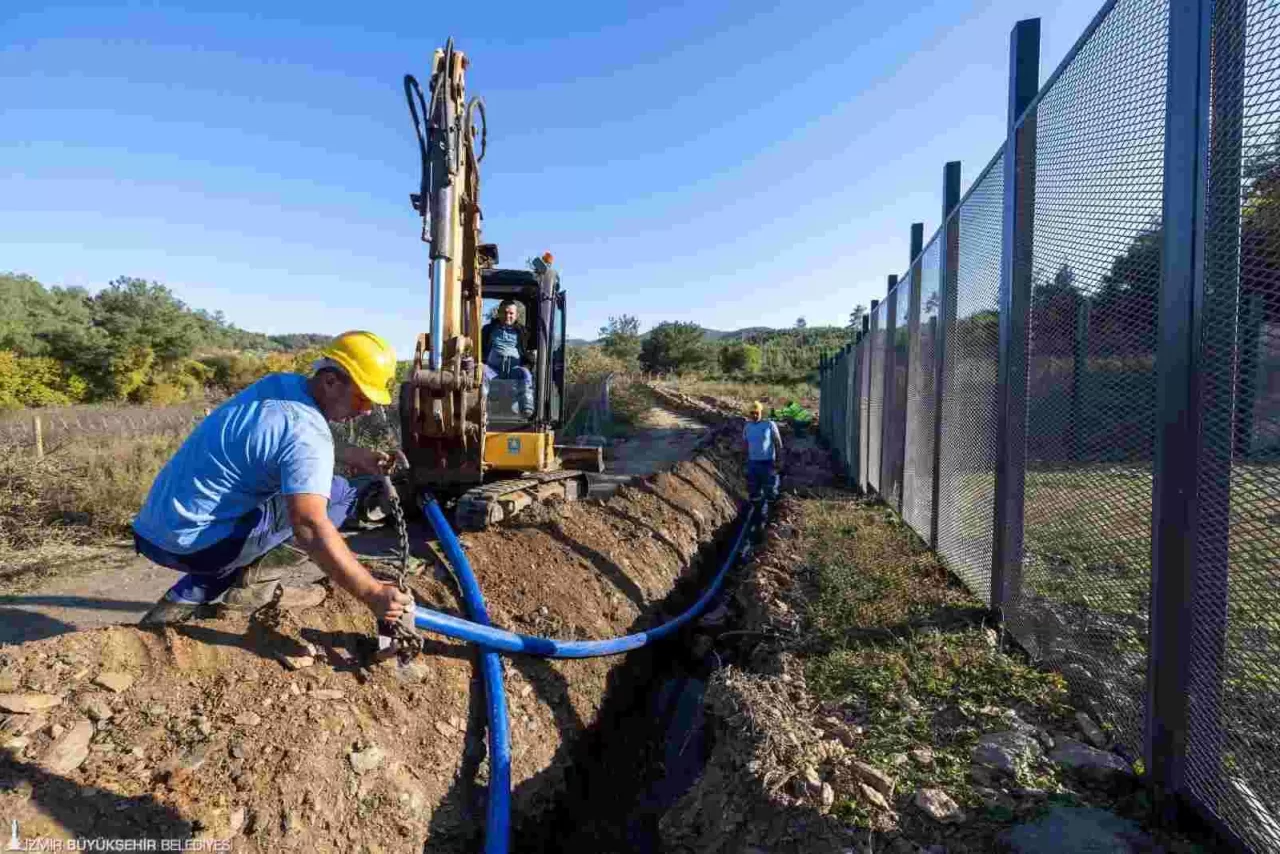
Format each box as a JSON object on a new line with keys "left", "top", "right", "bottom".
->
{"left": 588, "top": 404, "right": 707, "bottom": 498}
{"left": 0, "top": 404, "right": 707, "bottom": 645}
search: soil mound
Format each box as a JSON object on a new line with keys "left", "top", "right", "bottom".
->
{"left": 0, "top": 433, "right": 747, "bottom": 853}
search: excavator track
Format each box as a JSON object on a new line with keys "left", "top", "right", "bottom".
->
{"left": 454, "top": 469, "right": 589, "bottom": 531}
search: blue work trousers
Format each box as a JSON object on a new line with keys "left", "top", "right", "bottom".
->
{"left": 133, "top": 476, "right": 358, "bottom": 605}
{"left": 483, "top": 352, "right": 534, "bottom": 414}
{"left": 746, "top": 460, "right": 780, "bottom": 502}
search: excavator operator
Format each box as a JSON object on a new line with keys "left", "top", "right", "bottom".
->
{"left": 481, "top": 299, "right": 535, "bottom": 418}
{"left": 131, "top": 330, "right": 414, "bottom": 628}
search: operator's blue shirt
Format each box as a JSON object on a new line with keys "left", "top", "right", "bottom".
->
{"left": 488, "top": 323, "right": 523, "bottom": 361}
{"left": 744, "top": 419, "right": 783, "bottom": 462}
{"left": 132, "top": 373, "right": 334, "bottom": 554}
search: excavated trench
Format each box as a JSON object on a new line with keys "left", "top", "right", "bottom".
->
{"left": 512, "top": 510, "right": 761, "bottom": 854}
{"left": 507, "top": 394, "right": 764, "bottom": 854}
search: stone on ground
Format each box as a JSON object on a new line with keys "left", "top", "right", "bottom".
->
{"left": 0, "top": 693, "right": 61, "bottom": 714}
{"left": 914, "top": 788, "right": 964, "bottom": 823}
{"left": 92, "top": 671, "right": 135, "bottom": 693}
{"left": 1049, "top": 737, "right": 1134, "bottom": 785}
{"left": 972, "top": 730, "right": 1043, "bottom": 776}
{"left": 41, "top": 718, "right": 93, "bottom": 774}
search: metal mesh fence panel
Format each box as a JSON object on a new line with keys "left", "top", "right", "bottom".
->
{"left": 868, "top": 302, "right": 886, "bottom": 492}
{"left": 845, "top": 348, "right": 861, "bottom": 483}
{"left": 904, "top": 236, "right": 942, "bottom": 539}
{"left": 859, "top": 335, "right": 872, "bottom": 489}
{"left": 935, "top": 151, "right": 1004, "bottom": 601}
{"left": 1184, "top": 0, "right": 1280, "bottom": 847}
{"left": 1008, "top": 0, "right": 1168, "bottom": 757}
{"left": 882, "top": 274, "right": 912, "bottom": 510}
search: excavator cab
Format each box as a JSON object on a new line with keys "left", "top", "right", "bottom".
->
{"left": 479, "top": 267, "right": 567, "bottom": 433}
{"left": 477, "top": 262, "right": 569, "bottom": 472}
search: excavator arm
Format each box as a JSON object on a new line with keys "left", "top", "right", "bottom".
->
{"left": 401, "top": 41, "right": 489, "bottom": 484}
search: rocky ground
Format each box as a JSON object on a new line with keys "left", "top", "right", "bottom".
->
{"left": 655, "top": 475, "right": 1221, "bottom": 852}
{"left": 0, "top": 424, "right": 747, "bottom": 853}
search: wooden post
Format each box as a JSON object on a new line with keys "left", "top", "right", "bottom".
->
{"left": 33, "top": 415, "right": 43, "bottom": 460}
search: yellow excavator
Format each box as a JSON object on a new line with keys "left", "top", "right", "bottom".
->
{"left": 397, "top": 40, "right": 602, "bottom": 530}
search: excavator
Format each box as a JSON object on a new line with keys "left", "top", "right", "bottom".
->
{"left": 394, "top": 40, "right": 602, "bottom": 530}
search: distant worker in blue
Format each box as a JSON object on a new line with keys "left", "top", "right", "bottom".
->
{"left": 131, "top": 330, "right": 414, "bottom": 627}
{"left": 743, "top": 401, "right": 784, "bottom": 504}
{"left": 481, "top": 299, "right": 535, "bottom": 418}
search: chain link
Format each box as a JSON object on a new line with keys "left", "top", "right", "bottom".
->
{"left": 377, "top": 407, "right": 422, "bottom": 658}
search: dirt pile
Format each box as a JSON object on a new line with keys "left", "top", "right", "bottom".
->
{"left": 647, "top": 386, "right": 743, "bottom": 426}
{"left": 658, "top": 498, "right": 861, "bottom": 854}
{"left": 0, "top": 432, "right": 747, "bottom": 853}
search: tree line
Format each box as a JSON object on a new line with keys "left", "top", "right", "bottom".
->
{"left": 592, "top": 312, "right": 865, "bottom": 379}
{"left": 0, "top": 273, "right": 331, "bottom": 409}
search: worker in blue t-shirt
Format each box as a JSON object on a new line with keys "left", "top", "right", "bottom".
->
{"left": 743, "top": 401, "right": 783, "bottom": 503}
{"left": 131, "top": 331, "right": 414, "bottom": 627}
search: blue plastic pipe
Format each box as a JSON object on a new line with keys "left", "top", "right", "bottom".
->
{"left": 421, "top": 497, "right": 511, "bottom": 854}
{"left": 413, "top": 503, "right": 754, "bottom": 657}
{"left": 418, "top": 495, "right": 755, "bottom": 854}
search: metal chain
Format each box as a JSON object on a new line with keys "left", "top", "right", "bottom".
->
{"left": 376, "top": 407, "right": 422, "bottom": 659}
{"left": 382, "top": 472, "right": 411, "bottom": 589}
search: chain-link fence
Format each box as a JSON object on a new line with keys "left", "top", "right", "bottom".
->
{"left": 0, "top": 404, "right": 211, "bottom": 454}
{"left": 818, "top": 0, "right": 1279, "bottom": 849}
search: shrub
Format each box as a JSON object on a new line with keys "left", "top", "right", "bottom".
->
{"left": 639, "top": 322, "right": 709, "bottom": 374}
{"left": 0, "top": 351, "right": 90, "bottom": 410}
{"left": 718, "top": 343, "right": 762, "bottom": 375}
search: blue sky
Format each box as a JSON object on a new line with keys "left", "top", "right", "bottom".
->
{"left": 1, "top": 0, "right": 1102, "bottom": 353}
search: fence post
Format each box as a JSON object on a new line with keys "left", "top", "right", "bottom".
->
{"left": 931, "top": 161, "right": 962, "bottom": 549}
{"left": 988, "top": 18, "right": 1039, "bottom": 614}
{"left": 904, "top": 223, "right": 925, "bottom": 518}
{"left": 990, "top": 18, "right": 1040, "bottom": 614}
{"left": 879, "top": 276, "right": 898, "bottom": 497}
{"left": 1146, "top": 0, "right": 1228, "bottom": 825}
{"left": 33, "top": 415, "right": 43, "bottom": 460}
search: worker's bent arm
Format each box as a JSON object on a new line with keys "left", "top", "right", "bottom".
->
{"left": 285, "top": 493, "right": 406, "bottom": 619}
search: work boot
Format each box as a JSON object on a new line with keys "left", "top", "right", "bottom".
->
{"left": 351, "top": 475, "right": 393, "bottom": 527}
{"left": 138, "top": 598, "right": 202, "bottom": 628}
{"left": 218, "top": 558, "right": 287, "bottom": 612}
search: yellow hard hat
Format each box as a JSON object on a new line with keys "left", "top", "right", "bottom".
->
{"left": 749, "top": 401, "right": 764, "bottom": 416}
{"left": 321, "top": 331, "right": 396, "bottom": 405}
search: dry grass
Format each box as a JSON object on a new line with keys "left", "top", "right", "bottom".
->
{"left": 0, "top": 424, "right": 191, "bottom": 588}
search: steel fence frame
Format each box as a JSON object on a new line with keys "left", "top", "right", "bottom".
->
{"left": 816, "top": 0, "right": 1278, "bottom": 849}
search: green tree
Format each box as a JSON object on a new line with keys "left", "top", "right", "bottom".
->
{"left": 718, "top": 342, "right": 762, "bottom": 375}
{"left": 92, "top": 277, "right": 202, "bottom": 365}
{"left": 847, "top": 304, "right": 867, "bottom": 331}
{"left": 639, "top": 322, "right": 709, "bottom": 374}
{"left": 598, "top": 314, "right": 641, "bottom": 365}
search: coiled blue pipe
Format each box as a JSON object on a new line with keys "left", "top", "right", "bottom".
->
{"left": 413, "top": 503, "right": 755, "bottom": 657}
{"left": 421, "top": 497, "right": 512, "bottom": 854}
